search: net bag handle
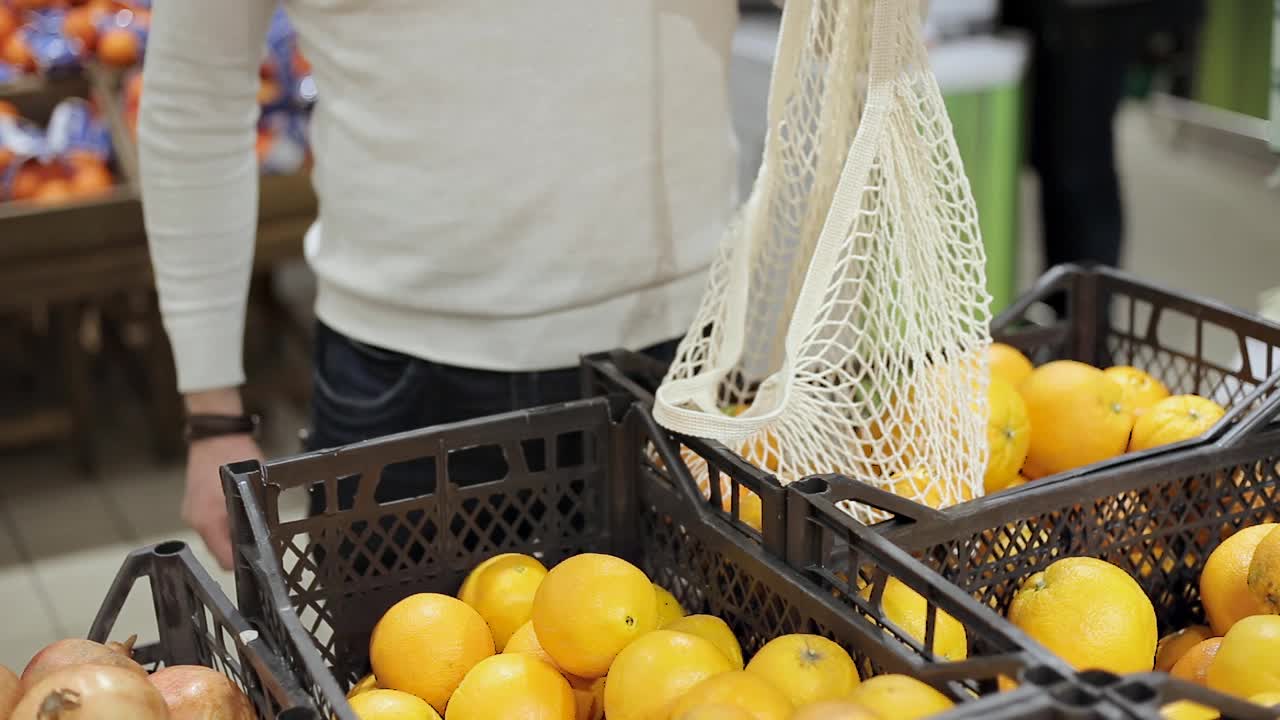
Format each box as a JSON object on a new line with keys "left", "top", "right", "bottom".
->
{"left": 655, "top": 0, "right": 913, "bottom": 442}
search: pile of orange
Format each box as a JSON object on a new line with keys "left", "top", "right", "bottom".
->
{"left": 708, "top": 344, "right": 1227, "bottom": 515}
{"left": 0, "top": 1, "right": 148, "bottom": 75}
{"left": 984, "top": 343, "right": 1226, "bottom": 492}
{"left": 346, "top": 551, "right": 963, "bottom": 719}
{"left": 1002, "top": 525, "right": 1280, "bottom": 719}
{"left": 0, "top": 100, "right": 116, "bottom": 207}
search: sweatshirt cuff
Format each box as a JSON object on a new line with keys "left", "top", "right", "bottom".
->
{"left": 164, "top": 312, "right": 247, "bottom": 394}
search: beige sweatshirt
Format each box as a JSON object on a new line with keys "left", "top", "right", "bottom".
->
{"left": 140, "top": 1, "right": 740, "bottom": 392}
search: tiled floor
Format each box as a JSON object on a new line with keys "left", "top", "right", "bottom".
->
{"left": 1, "top": 103, "right": 1278, "bottom": 673}
{"left": 0, "top": 398, "right": 305, "bottom": 670}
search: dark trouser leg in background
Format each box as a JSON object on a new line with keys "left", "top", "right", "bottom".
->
{"left": 1024, "top": 7, "right": 1133, "bottom": 271}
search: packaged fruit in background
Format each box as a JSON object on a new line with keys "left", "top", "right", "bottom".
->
{"left": 0, "top": 112, "right": 49, "bottom": 199}
{"left": 93, "top": 4, "right": 147, "bottom": 68}
{"left": 262, "top": 6, "right": 316, "bottom": 111}
{"left": 257, "top": 108, "right": 308, "bottom": 175}
{"left": 0, "top": 97, "right": 115, "bottom": 204}
{"left": 23, "top": 9, "right": 82, "bottom": 73}
{"left": 46, "top": 96, "right": 112, "bottom": 163}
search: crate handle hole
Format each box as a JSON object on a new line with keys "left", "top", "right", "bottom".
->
{"left": 1021, "top": 665, "right": 1064, "bottom": 688}
{"left": 792, "top": 477, "right": 829, "bottom": 495}
{"left": 1112, "top": 681, "right": 1159, "bottom": 704}
{"left": 1076, "top": 669, "right": 1120, "bottom": 689}
{"left": 275, "top": 708, "right": 319, "bottom": 720}
{"left": 1050, "top": 684, "right": 1100, "bottom": 708}
{"left": 153, "top": 541, "right": 187, "bottom": 557}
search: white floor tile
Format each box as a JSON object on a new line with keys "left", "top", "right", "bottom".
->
{"left": 27, "top": 541, "right": 138, "bottom": 637}
{"left": 1, "top": 472, "right": 131, "bottom": 563}
{"left": 0, "top": 564, "right": 60, "bottom": 671}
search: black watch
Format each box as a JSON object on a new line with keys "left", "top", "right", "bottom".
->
{"left": 185, "top": 413, "right": 261, "bottom": 443}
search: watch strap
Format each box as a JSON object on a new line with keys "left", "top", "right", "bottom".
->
{"left": 185, "top": 413, "right": 261, "bottom": 442}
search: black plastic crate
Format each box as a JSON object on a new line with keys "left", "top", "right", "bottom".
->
{"left": 582, "top": 264, "right": 1280, "bottom": 536}
{"left": 788, "top": 425, "right": 1280, "bottom": 720}
{"left": 223, "top": 397, "right": 1081, "bottom": 720}
{"left": 987, "top": 263, "right": 1280, "bottom": 484}
{"left": 87, "top": 541, "right": 315, "bottom": 720}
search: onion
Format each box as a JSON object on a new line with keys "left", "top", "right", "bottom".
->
{"left": 1, "top": 664, "right": 20, "bottom": 718}
{"left": 148, "top": 666, "right": 254, "bottom": 720}
{"left": 20, "top": 637, "right": 145, "bottom": 692}
{"left": 10, "top": 664, "right": 169, "bottom": 720}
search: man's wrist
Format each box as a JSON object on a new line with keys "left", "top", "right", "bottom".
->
{"left": 185, "top": 387, "right": 244, "bottom": 415}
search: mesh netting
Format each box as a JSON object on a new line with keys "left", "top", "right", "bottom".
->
{"left": 655, "top": 0, "right": 992, "bottom": 520}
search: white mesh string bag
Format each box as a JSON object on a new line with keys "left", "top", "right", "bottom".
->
{"left": 654, "top": 0, "right": 992, "bottom": 521}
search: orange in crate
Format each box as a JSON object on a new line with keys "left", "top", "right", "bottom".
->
{"left": 32, "top": 178, "right": 74, "bottom": 205}
{"left": 2, "top": 32, "right": 35, "bottom": 72}
{"left": 11, "top": 164, "right": 48, "bottom": 201}
{"left": 0, "top": 7, "right": 18, "bottom": 44}
{"left": 70, "top": 161, "right": 114, "bottom": 198}
{"left": 62, "top": 7, "right": 99, "bottom": 52}
{"left": 97, "top": 27, "right": 139, "bottom": 66}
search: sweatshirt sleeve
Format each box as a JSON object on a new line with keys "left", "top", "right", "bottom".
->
{"left": 139, "top": 0, "right": 275, "bottom": 393}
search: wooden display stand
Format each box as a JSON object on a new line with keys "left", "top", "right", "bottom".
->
{"left": 0, "top": 68, "right": 317, "bottom": 470}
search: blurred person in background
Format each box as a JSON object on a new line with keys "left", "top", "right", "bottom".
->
{"left": 141, "top": 2, "right": 741, "bottom": 569}
{"left": 1004, "top": 0, "right": 1205, "bottom": 270}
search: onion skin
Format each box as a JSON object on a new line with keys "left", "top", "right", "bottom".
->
{"left": 20, "top": 637, "right": 144, "bottom": 692}
{"left": 1, "top": 664, "right": 20, "bottom": 718}
{"left": 10, "top": 664, "right": 170, "bottom": 720}
{"left": 148, "top": 665, "right": 254, "bottom": 720}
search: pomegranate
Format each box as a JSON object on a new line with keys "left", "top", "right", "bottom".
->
{"left": 10, "top": 664, "right": 169, "bottom": 720}
{"left": 20, "top": 636, "right": 145, "bottom": 692}
{"left": 148, "top": 666, "right": 254, "bottom": 720}
{"left": 1, "top": 664, "right": 20, "bottom": 718}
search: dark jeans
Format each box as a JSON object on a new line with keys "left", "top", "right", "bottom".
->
{"left": 307, "top": 320, "right": 678, "bottom": 513}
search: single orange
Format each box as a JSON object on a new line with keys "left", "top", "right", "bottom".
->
{"left": 1007, "top": 557, "right": 1157, "bottom": 673}
{"left": 844, "top": 675, "right": 955, "bottom": 720}
{"left": 985, "top": 377, "right": 1032, "bottom": 494}
{"left": 989, "top": 343, "right": 1034, "bottom": 387}
{"left": 668, "top": 671, "right": 794, "bottom": 720}
{"left": 10, "top": 164, "right": 46, "bottom": 201}
{"left": 368, "top": 593, "right": 494, "bottom": 713}
{"left": 1155, "top": 625, "right": 1214, "bottom": 673}
{"left": 604, "top": 630, "right": 734, "bottom": 720}
{"left": 1206, "top": 615, "right": 1280, "bottom": 698}
{"left": 1200, "top": 524, "right": 1277, "bottom": 635}
{"left": 96, "top": 27, "right": 139, "bottom": 66}
{"left": 1169, "top": 637, "right": 1223, "bottom": 686}
{"left": 70, "top": 161, "right": 114, "bottom": 198}
{"left": 2, "top": 33, "right": 35, "bottom": 72}
{"left": 503, "top": 620, "right": 562, "bottom": 673}
{"left": 62, "top": 7, "right": 99, "bottom": 52}
{"left": 445, "top": 653, "right": 575, "bottom": 720}
{"left": 531, "top": 553, "right": 657, "bottom": 679}
{"left": 1103, "top": 366, "right": 1170, "bottom": 416}
{"left": 32, "top": 178, "right": 74, "bottom": 205}
{"left": 1247, "top": 524, "right": 1280, "bottom": 613}
{"left": 456, "top": 553, "right": 547, "bottom": 651}
{"left": 1129, "top": 395, "right": 1225, "bottom": 452}
{"left": 0, "top": 8, "right": 19, "bottom": 43}
{"left": 1019, "top": 361, "right": 1134, "bottom": 475}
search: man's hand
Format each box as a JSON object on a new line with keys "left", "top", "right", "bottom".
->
{"left": 182, "top": 388, "right": 261, "bottom": 570}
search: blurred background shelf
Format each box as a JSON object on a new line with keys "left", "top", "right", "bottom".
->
{"left": 0, "top": 69, "right": 315, "bottom": 471}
